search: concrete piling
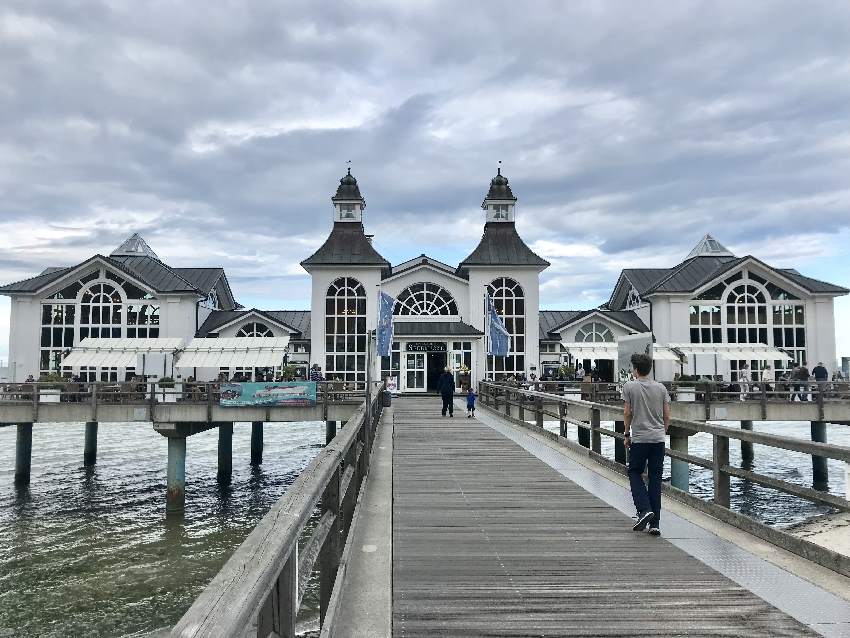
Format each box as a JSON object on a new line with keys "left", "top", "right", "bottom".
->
{"left": 84, "top": 421, "right": 98, "bottom": 467}
{"left": 14, "top": 423, "right": 33, "bottom": 485}
{"left": 810, "top": 421, "right": 828, "bottom": 491}
{"left": 614, "top": 420, "right": 626, "bottom": 465}
{"left": 740, "top": 420, "right": 754, "bottom": 462}
{"left": 166, "top": 436, "right": 187, "bottom": 513}
{"left": 218, "top": 423, "right": 233, "bottom": 484}
{"left": 326, "top": 420, "right": 337, "bottom": 445}
{"left": 250, "top": 421, "right": 263, "bottom": 465}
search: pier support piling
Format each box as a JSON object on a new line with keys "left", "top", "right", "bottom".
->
{"left": 670, "top": 427, "right": 689, "bottom": 492}
{"left": 250, "top": 421, "right": 263, "bottom": 465}
{"left": 217, "top": 423, "right": 233, "bottom": 485}
{"left": 740, "top": 420, "right": 754, "bottom": 463}
{"left": 326, "top": 420, "right": 337, "bottom": 445}
{"left": 810, "top": 421, "right": 828, "bottom": 491}
{"left": 83, "top": 421, "right": 98, "bottom": 467}
{"left": 14, "top": 423, "right": 33, "bottom": 485}
{"left": 166, "top": 436, "right": 187, "bottom": 513}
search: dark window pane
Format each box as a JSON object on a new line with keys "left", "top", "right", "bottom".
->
{"left": 690, "top": 328, "right": 699, "bottom": 343}
{"left": 796, "top": 328, "right": 805, "bottom": 347}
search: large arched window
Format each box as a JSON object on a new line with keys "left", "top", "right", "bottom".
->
{"left": 575, "top": 322, "right": 614, "bottom": 343}
{"left": 325, "top": 277, "right": 367, "bottom": 385}
{"left": 394, "top": 282, "right": 458, "bottom": 315}
{"left": 486, "top": 277, "right": 525, "bottom": 379}
{"left": 80, "top": 283, "right": 123, "bottom": 340}
{"left": 237, "top": 322, "right": 274, "bottom": 337}
{"left": 689, "top": 270, "right": 806, "bottom": 379}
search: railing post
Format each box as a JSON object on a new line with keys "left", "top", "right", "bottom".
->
{"left": 319, "top": 464, "right": 341, "bottom": 625}
{"left": 669, "top": 426, "right": 689, "bottom": 491}
{"left": 518, "top": 392, "right": 525, "bottom": 421}
{"left": 535, "top": 395, "right": 543, "bottom": 429}
{"left": 712, "top": 433, "right": 730, "bottom": 508}
{"left": 811, "top": 421, "right": 828, "bottom": 491}
{"left": 760, "top": 383, "right": 768, "bottom": 420}
{"left": 278, "top": 544, "right": 298, "bottom": 638}
{"left": 206, "top": 383, "right": 214, "bottom": 423}
{"left": 578, "top": 415, "right": 591, "bottom": 449}
{"left": 816, "top": 384, "right": 825, "bottom": 421}
{"left": 590, "top": 407, "right": 601, "bottom": 453}
{"left": 558, "top": 402, "right": 567, "bottom": 438}
{"left": 504, "top": 389, "right": 511, "bottom": 418}
{"left": 31, "top": 384, "right": 38, "bottom": 423}
{"left": 494, "top": 387, "right": 500, "bottom": 411}
{"left": 90, "top": 383, "right": 98, "bottom": 422}
{"left": 614, "top": 420, "right": 626, "bottom": 464}
{"left": 704, "top": 383, "right": 712, "bottom": 421}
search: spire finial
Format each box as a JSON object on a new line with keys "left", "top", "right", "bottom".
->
{"left": 346, "top": 159, "right": 351, "bottom": 175}
{"left": 497, "top": 160, "right": 501, "bottom": 176}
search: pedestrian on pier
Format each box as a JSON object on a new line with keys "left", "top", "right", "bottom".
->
{"left": 437, "top": 366, "right": 455, "bottom": 417}
{"left": 466, "top": 386, "right": 477, "bottom": 418}
{"left": 813, "top": 362, "right": 829, "bottom": 398}
{"left": 622, "top": 353, "right": 670, "bottom": 536}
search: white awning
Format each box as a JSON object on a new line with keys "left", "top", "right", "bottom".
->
{"left": 666, "top": 343, "right": 792, "bottom": 361}
{"left": 561, "top": 342, "right": 685, "bottom": 362}
{"left": 62, "top": 338, "right": 185, "bottom": 368}
{"left": 176, "top": 337, "right": 291, "bottom": 368}
{"left": 560, "top": 342, "right": 619, "bottom": 360}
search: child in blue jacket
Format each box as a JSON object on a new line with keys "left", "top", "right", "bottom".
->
{"left": 466, "top": 387, "right": 477, "bottom": 418}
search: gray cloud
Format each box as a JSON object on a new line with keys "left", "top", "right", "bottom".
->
{"left": 1, "top": 0, "right": 850, "bottom": 346}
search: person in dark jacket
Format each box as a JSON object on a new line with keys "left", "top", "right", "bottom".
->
{"left": 437, "top": 367, "right": 455, "bottom": 417}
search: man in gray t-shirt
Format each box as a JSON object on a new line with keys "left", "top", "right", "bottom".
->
{"left": 622, "top": 353, "right": 670, "bottom": 536}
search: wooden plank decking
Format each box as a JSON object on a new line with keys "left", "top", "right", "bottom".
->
{"left": 392, "top": 397, "right": 817, "bottom": 637}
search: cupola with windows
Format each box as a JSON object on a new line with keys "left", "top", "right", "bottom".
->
{"left": 481, "top": 163, "right": 517, "bottom": 223}
{"left": 331, "top": 167, "right": 365, "bottom": 223}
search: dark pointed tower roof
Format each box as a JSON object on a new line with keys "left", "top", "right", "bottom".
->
{"left": 484, "top": 166, "right": 517, "bottom": 202}
{"left": 459, "top": 168, "right": 548, "bottom": 271}
{"left": 331, "top": 168, "right": 364, "bottom": 202}
{"left": 301, "top": 170, "right": 389, "bottom": 270}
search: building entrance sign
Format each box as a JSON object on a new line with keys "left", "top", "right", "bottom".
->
{"left": 406, "top": 342, "right": 447, "bottom": 352}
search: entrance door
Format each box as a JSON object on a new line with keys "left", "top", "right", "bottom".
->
{"left": 427, "top": 352, "right": 447, "bottom": 392}
{"left": 405, "top": 353, "right": 426, "bottom": 392}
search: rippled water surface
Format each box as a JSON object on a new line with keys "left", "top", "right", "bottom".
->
{"left": 0, "top": 421, "right": 324, "bottom": 637}
{"left": 545, "top": 419, "right": 849, "bottom": 527}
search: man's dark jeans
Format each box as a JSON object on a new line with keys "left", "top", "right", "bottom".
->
{"left": 441, "top": 392, "right": 454, "bottom": 416}
{"left": 628, "top": 441, "right": 665, "bottom": 527}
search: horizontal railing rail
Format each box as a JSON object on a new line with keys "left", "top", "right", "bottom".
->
{"left": 479, "top": 382, "right": 850, "bottom": 516}
{"left": 171, "top": 384, "right": 386, "bottom": 638}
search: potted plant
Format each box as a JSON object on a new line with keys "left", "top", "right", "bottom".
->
{"left": 158, "top": 376, "right": 176, "bottom": 388}
{"left": 458, "top": 364, "right": 471, "bottom": 390}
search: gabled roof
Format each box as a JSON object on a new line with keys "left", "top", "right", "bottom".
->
{"left": 172, "top": 268, "right": 224, "bottom": 294}
{"left": 777, "top": 269, "right": 849, "bottom": 294}
{"left": 620, "top": 269, "right": 673, "bottom": 295}
{"left": 267, "top": 311, "right": 311, "bottom": 338}
{"left": 645, "top": 256, "right": 740, "bottom": 294}
{"left": 685, "top": 234, "right": 735, "bottom": 259}
{"left": 539, "top": 310, "right": 582, "bottom": 340}
{"left": 386, "top": 254, "right": 469, "bottom": 282}
{"left": 458, "top": 223, "right": 549, "bottom": 270}
{"left": 109, "top": 255, "right": 199, "bottom": 293}
{"left": 300, "top": 223, "right": 390, "bottom": 269}
{"left": 551, "top": 309, "right": 649, "bottom": 335}
{"left": 196, "top": 309, "right": 302, "bottom": 337}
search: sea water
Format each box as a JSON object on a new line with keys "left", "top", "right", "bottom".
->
{"left": 0, "top": 421, "right": 324, "bottom": 637}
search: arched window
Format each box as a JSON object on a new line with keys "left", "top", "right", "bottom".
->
{"left": 80, "top": 282, "right": 123, "bottom": 340}
{"left": 575, "top": 322, "right": 614, "bottom": 343}
{"left": 394, "top": 282, "right": 458, "bottom": 315}
{"left": 236, "top": 322, "right": 274, "bottom": 337}
{"left": 325, "top": 277, "right": 367, "bottom": 385}
{"left": 486, "top": 277, "right": 525, "bottom": 379}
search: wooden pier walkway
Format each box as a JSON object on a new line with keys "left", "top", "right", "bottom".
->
{"left": 392, "top": 397, "right": 817, "bottom": 637}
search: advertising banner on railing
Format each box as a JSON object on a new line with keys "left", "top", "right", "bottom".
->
{"left": 220, "top": 382, "right": 317, "bottom": 407}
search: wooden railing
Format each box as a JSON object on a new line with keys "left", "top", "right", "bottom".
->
{"left": 479, "top": 381, "right": 850, "bottom": 576}
{"left": 0, "top": 380, "right": 364, "bottom": 420}
{"left": 171, "top": 384, "right": 386, "bottom": 638}
{"left": 491, "top": 379, "right": 850, "bottom": 420}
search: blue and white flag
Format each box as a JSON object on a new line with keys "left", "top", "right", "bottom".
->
{"left": 487, "top": 295, "right": 510, "bottom": 357}
{"left": 376, "top": 291, "right": 395, "bottom": 357}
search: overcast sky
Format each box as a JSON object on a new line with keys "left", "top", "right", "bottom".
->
{"left": 1, "top": 1, "right": 850, "bottom": 362}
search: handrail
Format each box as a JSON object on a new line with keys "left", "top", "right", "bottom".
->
{"left": 171, "top": 384, "right": 386, "bottom": 638}
{"left": 479, "top": 381, "right": 850, "bottom": 512}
